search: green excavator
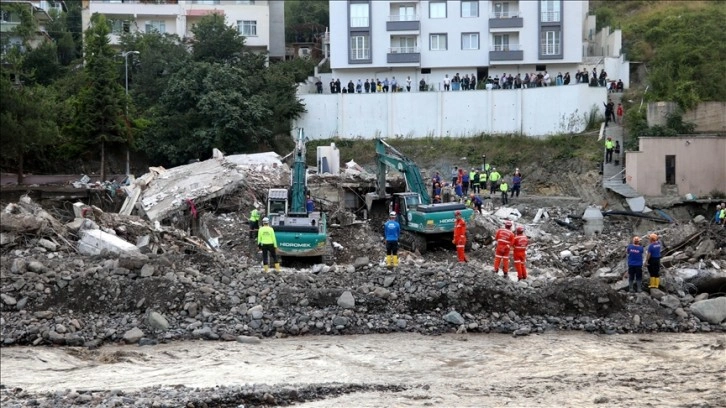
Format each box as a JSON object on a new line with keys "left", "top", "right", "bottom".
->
{"left": 266, "top": 129, "right": 332, "bottom": 264}
{"left": 366, "top": 138, "right": 475, "bottom": 253}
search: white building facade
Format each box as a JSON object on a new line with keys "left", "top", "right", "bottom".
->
{"left": 81, "top": 0, "right": 285, "bottom": 59}
{"left": 328, "top": 0, "right": 612, "bottom": 89}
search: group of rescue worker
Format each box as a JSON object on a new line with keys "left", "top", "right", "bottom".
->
{"left": 493, "top": 220, "right": 529, "bottom": 280}
{"left": 625, "top": 233, "right": 662, "bottom": 292}
{"left": 248, "top": 205, "right": 281, "bottom": 273}
{"left": 431, "top": 165, "right": 522, "bottom": 208}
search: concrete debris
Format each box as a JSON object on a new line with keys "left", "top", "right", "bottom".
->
{"left": 626, "top": 196, "right": 646, "bottom": 213}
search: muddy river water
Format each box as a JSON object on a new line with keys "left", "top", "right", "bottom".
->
{"left": 1, "top": 332, "right": 724, "bottom": 407}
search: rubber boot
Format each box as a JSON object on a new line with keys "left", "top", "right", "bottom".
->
{"left": 386, "top": 255, "right": 392, "bottom": 269}
{"left": 392, "top": 255, "right": 399, "bottom": 267}
{"left": 648, "top": 277, "right": 656, "bottom": 288}
{"left": 628, "top": 277, "right": 634, "bottom": 293}
{"left": 274, "top": 263, "right": 281, "bottom": 272}
{"left": 654, "top": 277, "right": 660, "bottom": 288}
{"left": 263, "top": 264, "right": 269, "bottom": 273}
{"left": 636, "top": 280, "right": 642, "bottom": 292}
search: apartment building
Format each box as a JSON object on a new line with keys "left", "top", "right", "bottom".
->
{"left": 1, "top": 0, "right": 64, "bottom": 51}
{"left": 329, "top": 0, "right": 593, "bottom": 87}
{"left": 80, "top": 0, "right": 285, "bottom": 59}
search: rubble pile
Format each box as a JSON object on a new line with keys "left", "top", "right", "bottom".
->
{"left": 1, "top": 194, "right": 725, "bottom": 349}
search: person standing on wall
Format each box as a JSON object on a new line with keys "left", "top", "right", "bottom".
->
{"left": 257, "top": 217, "right": 281, "bottom": 273}
{"left": 384, "top": 211, "right": 401, "bottom": 269}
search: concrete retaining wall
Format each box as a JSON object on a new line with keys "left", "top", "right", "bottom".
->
{"left": 294, "top": 85, "right": 606, "bottom": 140}
{"left": 647, "top": 102, "right": 726, "bottom": 134}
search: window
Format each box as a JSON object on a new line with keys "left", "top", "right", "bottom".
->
{"left": 393, "top": 5, "right": 416, "bottom": 21}
{"left": 540, "top": 30, "right": 560, "bottom": 55}
{"left": 393, "top": 36, "right": 417, "bottom": 53}
{"left": 430, "top": 33, "right": 447, "bottom": 51}
{"left": 665, "top": 155, "right": 676, "bottom": 184}
{"left": 109, "top": 19, "right": 130, "bottom": 34}
{"left": 236, "top": 0, "right": 255, "bottom": 4}
{"left": 350, "top": 3, "right": 369, "bottom": 27}
{"left": 145, "top": 20, "right": 166, "bottom": 34}
{"left": 429, "top": 1, "right": 446, "bottom": 19}
{"left": 462, "top": 33, "right": 479, "bottom": 50}
{"left": 350, "top": 35, "right": 370, "bottom": 60}
{"left": 461, "top": 1, "right": 478, "bottom": 18}
{"left": 541, "top": 0, "right": 561, "bottom": 22}
{"left": 493, "top": 2, "right": 510, "bottom": 18}
{"left": 238, "top": 20, "right": 257, "bottom": 36}
{"left": 493, "top": 34, "right": 509, "bottom": 51}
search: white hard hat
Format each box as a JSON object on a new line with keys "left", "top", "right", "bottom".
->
{"left": 389, "top": 211, "right": 396, "bottom": 217}
{"left": 262, "top": 217, "right": 269, "bottom": 223}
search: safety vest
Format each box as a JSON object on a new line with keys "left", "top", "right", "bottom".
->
{"left": 605, "top": 140, "right": 614, "bottom": 149}
{"left": 469, "top": 171, "right": 477, "bottom": 183}
{"left": 721, "top": 209, "right": 726, "bottom": 220}
{"left": 500, "top": 182, "right": 509, "bottom": 192}
{"left": 489, "top": 171, "right": 501, "bottom": 182}
{"left": 257, "top": 225, "right": 277, "bottom": 246}
{"left": 479, "top": 172, "right": 487, "bottom": 183}
{"left": 513, "top": 234, "right": 528, "bottom": 253}
{"left": 250, "top": 209, "right": 260, "bottom": 222}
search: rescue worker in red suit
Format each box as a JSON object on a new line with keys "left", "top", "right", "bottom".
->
{"left": 493, "top": 220, "right": 515, "bottom": 276}
{"left": 453, "top": 210, "right": 468, "bottom": 262}
{"left": 513, "top": 225, "right": 529, "bottom": 280}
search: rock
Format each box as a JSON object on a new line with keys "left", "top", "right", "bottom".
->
{"left": 383, "top": 276, "right": 396, "bottom": 287}
{"left": 594, "top": 397, "right": 609, "bottom": 404}
{"left": 443, "top": 311, "right": 465, "bottom": 325}
{"left": 192, "top": 326, "right": 217, "bottom": 339}
{"left": 690, "top": 297, "right": 726, "bottom": 324}
{"left": 332, "top": 316, "right": 349, "bottom": 326}
{"left": 694, "top": 239, "right": 716, "bottom": 259}
{"left": 147, "top": 311, "right": 170, "bottom": 331}
{"left": 139, "top": 264, "right": 155, "bottom": 278}
{"left": 236, "top": 335, "right": 261, "bottom": 345}
{"left": 693, "top": 215, "right": 706, "bottom": 223}
{"left": 660, "top": 295, "right": 681, "bottom": 310}
{"left": 55, "top": 324, "right": 67, "bottom": 334}
{"left": 251, "top": 310, "right": 264, "bottom": 320}
{"left": 37, "top": 238, "right": 58, "bottom": 252}
{"left": 396, "top": 319, "right": 407, "bottom": 329}
{"left": 633, "top": 315, "right": 641, "bottom": 326}
{"left": 27, "top": 261, "right": 45, "bottom": 273}
{"left": 353, "top": 257, "right": 369, "bottom": 269}
{"left": 247, "top": 305, "right": 263, "bottom": 316}
{"left": 122, "top": 327, "right": 144, "bottom": 344}
{"left": 373, "top": 287, "right": 391, "bottom": 299}
{"left": 1, "top": 294, "right": 17, "bottom": 306}
{"left": 337, "top": 291, "right": 355, "bottom": 309}
{"left": 138, "top": 338, "right": 158, "bottom": 347}
{"left": 48, "top": 330, "right": 65, "bottom": 345}
{"left": 513, "top": 327, "right": 531, "bottom": 337}
{"left": 649, "top": 288, "right": 666, "bottom": 300}
{"left": 560, "top": 250, "right": 572, "bottom": 259}
{"left": 674, "top": 308, "right": 688, "bottom": 319}
{"left": 34, "top": 310, "right": 53, "bottom": 320}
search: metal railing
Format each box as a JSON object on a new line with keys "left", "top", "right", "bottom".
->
{"left": 490, "top": 12, "right": 520, "bottom": 19}
{"left": 490, "top": 43, "right": 521, "bottom": 52}
{"left": 540, "top": 11, "right": 561, "bottom": 22}
{"left": 388, "top": 14, "right": 419, "bottom": 21}
{"left": 350, "top": 17, "right": 370, "bottom": 27}
{"left": 388, "top": 46, "right": 420, "bottom": 54}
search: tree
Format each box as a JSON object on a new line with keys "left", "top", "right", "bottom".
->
{"left": 190, "top": 13, "right": 246, "bottom": 64}
{"left": 73, "top": 13, "right": 129, "bottom": 181}
{"left": 285, "top": 0, "right": 328, "bottom": 43}
{"left": 0, "top": 72, "right": 59, "bottom": 184}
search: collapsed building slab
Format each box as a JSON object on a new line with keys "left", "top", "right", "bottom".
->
{"left": 78, "top": 229, "right": 140, "bottom": 256}
{"left": 121, "top": 152, "right": 285, "bottom": 223}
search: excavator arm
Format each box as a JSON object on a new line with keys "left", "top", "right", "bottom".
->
{"left": 373, "top": 138, "right": 431, "bottom": 205}
{"left": 289, "top": 128, "right": 308, "bottom": 214}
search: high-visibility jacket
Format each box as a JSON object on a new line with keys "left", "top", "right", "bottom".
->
{"left": 454, "top": 218, "right": 467, "bottom": 243}
{"left": 257, "top": 225, "right": 277, "bottom": 247}
{"left": 479, "top": 172, "right": 487, "bottom": 183}
{"left": 513, "top": 234, "right": 528, "bottom": 255}
{"left": 469, "top": 171, "right": 477, "bottom": 183}
{"left": 489, "top": 171, "right": 501, "bottom": 182}
{"left": 605, "top": 140, "right": 614, "bottom": 150}
{"left": 720, "top": 209, "right": 725, "bottom": 222}
{"left": 500, "top": 182, "right": 509, "bottom": 192}
{"left": 250, "top": 209, "right": 260, "bottom": 222}
{"left": 495, "top": 228, "right": 514, "bottom": 250}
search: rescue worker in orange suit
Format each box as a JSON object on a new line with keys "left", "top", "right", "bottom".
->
{"left": 513, "top": 225, "right": 529, "bottom": 280}
{"left": 493, "top": 220, "right": 515, "bottom": 277}
{"left": 453, "top": 210, "right": 468, "bottom": 262}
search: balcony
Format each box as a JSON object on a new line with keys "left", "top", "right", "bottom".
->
{"left": 387, "top": 47, "right": 420, "bottom": 63}
{"left": 386, "top": 15, "right": 420, "bottom": 31}
{"left": 489, "top": 44, "right": 523, "bottom": 61}
{"left": 89, "top": 2, "right": 180, "bottom": 16}
{"left": 489, "top": 13, "right": 523, "bottom": 29}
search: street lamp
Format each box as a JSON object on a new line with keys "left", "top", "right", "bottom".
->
{"left": 122, "top": 50, "right": 139, "bottom": 177}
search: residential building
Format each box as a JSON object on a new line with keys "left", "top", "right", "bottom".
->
{"left": 1, "top": 0, "right": 63, "bottom": 53}
{"left": 328, "top": 0, "right": 624, "bottom": 89}
{"left": 80, "top": 0, "right": 285, "bottom": 59}
{"left": 626, "top": 136, "right": 726, "bottom": 197}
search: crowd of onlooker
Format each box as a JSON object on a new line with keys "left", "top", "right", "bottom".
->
{"left": 315, "top": 67, "right": 624, "bottom": 94}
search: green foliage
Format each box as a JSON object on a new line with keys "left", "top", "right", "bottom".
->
{"left": 191, "top": 14, "right": 246, "bottom": 64}
{"left": 21, "top": 42, "right": 61, "bottom": 86}
{"left": 71, "top": 13, "right": 129, "bottom": 178}
{"left": 285, "top": 0, "right": 328, "bottom": 43}
{"left": 269, "top": 58, "right": 316, "bottom": 84}
{"left": 0, "top": 71, "right": 59, "bottom": 178}
{"left": 0, "top": 2, "right": 38, "bottom": 45}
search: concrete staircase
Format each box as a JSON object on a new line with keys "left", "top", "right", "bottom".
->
{"left": 601, "top": 93, "right": 643, "bottom": 202}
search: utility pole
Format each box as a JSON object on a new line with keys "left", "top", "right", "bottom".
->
{"left": 122, "top": 50, "right": 139, "bottom": 177}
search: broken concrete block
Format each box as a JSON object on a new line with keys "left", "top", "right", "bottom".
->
{"left": 533, "top": 208, "right": 545, "bottom": 223}
{"left": 0, "top": 232, "right": 16, "bottom": 246}
{"left": 626, "top": 196, "right": 646, "bottom": 213}
{"left": 37, "top": 238, "right": 57, "bottom": 252}
{"left": 136, "top": 235, "right": 151, "bottom": 253}
{"left": 78, "top": 230, "right": 140, "bottom": 256}
{"left": 693, "top": 215, "right": 706, "bottom": 223}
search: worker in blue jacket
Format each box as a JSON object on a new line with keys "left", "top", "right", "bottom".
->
{"left": 384, "top": 211, "right": 401, "bottom": 269}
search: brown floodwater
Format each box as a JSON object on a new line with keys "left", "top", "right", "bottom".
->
{"left": 1, "top": 332, "right": 724, "bottom": 407}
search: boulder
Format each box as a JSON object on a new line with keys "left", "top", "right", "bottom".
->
{"left": 443, "top": 311, "right": 465, "bottom": 325}
{"left": 147, "top": 311, "right": 170, "bottom": 331}
{"left": 122, "top": 327, "right": 144, "bottom": 344}
{"left": 690, "top": 297, "right": 726, "bottom": 324}
{"left": 337, "top": 291, "right": 355, "bottom": 309}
